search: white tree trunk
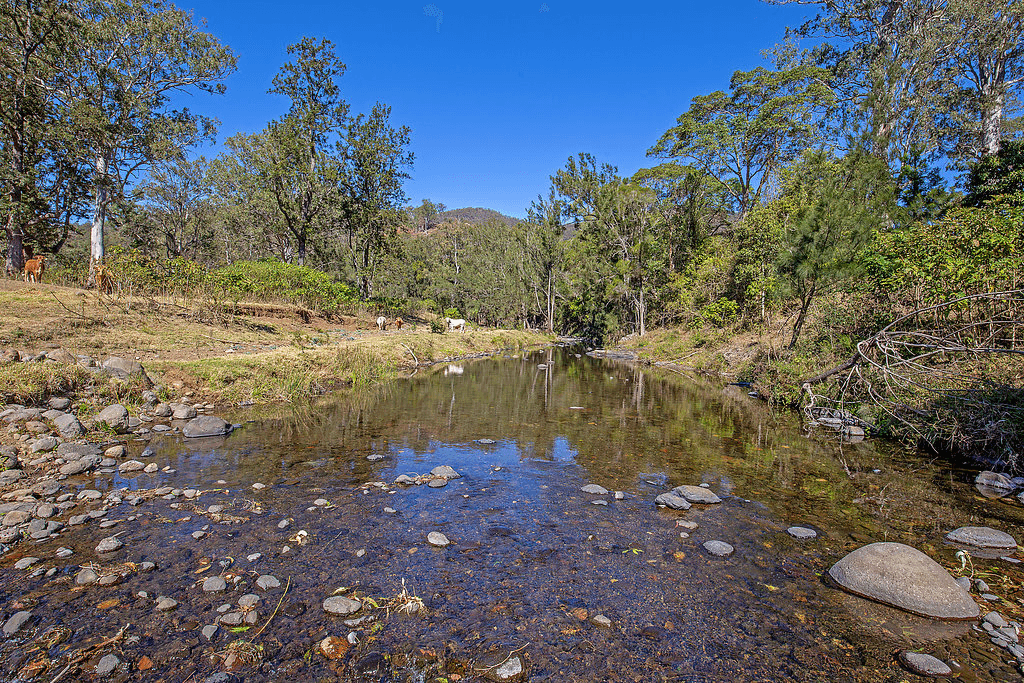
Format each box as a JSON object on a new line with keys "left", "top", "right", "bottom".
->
{"left": 90, "top": 153, "right": 108, "bottom": 279}
{"left": 981, "top": 93, "right": 1004, "bottom": 157}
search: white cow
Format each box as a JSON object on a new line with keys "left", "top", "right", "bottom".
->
{"left": 376, "top": 316, "right": 387, "bottom": 331}
{"left": 445, "top": 317, "right": 466, "bottom": 333}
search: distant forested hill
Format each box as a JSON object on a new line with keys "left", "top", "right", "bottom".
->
{"left": 439, "top": 207, "right": 521, "bottom": 226}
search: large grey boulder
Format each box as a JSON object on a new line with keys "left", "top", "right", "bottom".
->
{"left": 182, "top": 416, "right": 231, "bottom": 438}
{"left": 945, "top": 526, "right": 1017, "bottom": 550}
{"left": 101, "top": 357, "right": 148, "bottom": 382}
{"left": 95, "top": 404, "right": 129, "bottom": 433}
{"left": 671, "top": 485, "right": 722, "bottom": 505}
{"left": 52, "top": 413, "right": 84, "bottom": 439}
{"left": 828, "top": 542, "right": 979, "bottom": 620}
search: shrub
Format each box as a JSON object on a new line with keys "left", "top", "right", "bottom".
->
{"left": 210, "top": 260, "right": 358, "bottom": 316}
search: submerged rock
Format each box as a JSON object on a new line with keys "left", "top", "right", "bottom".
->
{"left": 654, "top": 492, "right": 691, "bottom": 510}
{"left": 427, "top": 531, "right": 451, "bottom": 547}
{"left": 787, "top": 526, "right": 818, "bottom": 540}
{"left": 898, "top": 651, "right": 953, "bottom": 677}
{"left": 323, "top": 596, "right": 362, "bottom": 616}
{"left": 672, "top": 485, "right": 722, "bottom": 504}
{"left": 946, "top": 526, "right": 1017, "bottom": 550}
{"left": 975, "top": 471, "right": 1014, "bottom": 491}
{"left": 828, "top": 542, "right": 979, "bottom": 619}
{"left": 703, "top": 540, "right": 734, "bottom": 557}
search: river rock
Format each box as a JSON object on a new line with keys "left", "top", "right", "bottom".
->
{"left": 3, "top": 510, "right": 31, "bottom": 526}
{"left": 95, "top": 404, "right": 129, "bottom": 433}
{"left": 14, "top": 557, "right": 40, "bottom": 570}
{"left": 975, "top": 471, "right": 1014, "bottom": 491}
{"left": 183, "top": 416, "right": 231, "bottom": 438}
{"left": 256, "top": 575, "right": 280, "bottom": 590}
{"left": 787, "top": 526, "right": 818, "bottom": 540}
{"left": 52, "top": 413, "right": 84, "bottom": 438}
{"left": 672, "top": 485, "right": 722, "bottom": 504}
{"left": 47, "top": 396, "right": 70, "bottom": 410}
{"left": 171, "top": 403, "right": 197, "bottom": 420}
{"left": 703, "top": 540, "right": 734, "bottom": 557}
{"left": 427, "top": 531, "right": 450, "bottom": 546}
{"left": 427, "top": 478, "right": 447, "bottom": 488}
{"left": 203, "top": 576, "right": 227, "bottom": 592}
{"left": 30, "top": 436, "right": 58, "bottom": 453}
{"left": 430, "top": 465, "right": 461, "bottom": 479}
{"left": 898, "top": 651, "right": 952, "bottom": 677}
{"left": 76, "top": 568, "right": 99, "bottom": 585}
{"left": 0, "top": 469, "right": 25, "bottom": 485}
{"left": 153, "top": 403, "right": 172, "bottom": 418}
{"left": 118, "top": 460, "right": 145, "bottom": 473}
{"left": 476, "top": 650, "right": 527, "bottom": 682}
{"left": 156, "top": 597, "right": 178, "bottom": 611}
{"left": 96, "top": 536, "right": 123, "bottom": 553}
{"left": 101, "top": 357, "right": 147, "bottom": 382}
{"left": 323, "top": 596, "right": 362, "bottom": 616}
{"left": 581, "top": 484, "right": 608, "bottom": 495}
{"left": 654, "top": 492, "right": 691, "bottom": 510}
{"left": 828, "top": 542, "right": 979, "bottom": 619}
{"left": 3, "top": 610, "right": 31, "bottom": 636}
{"left": 96, "top": 654, "right": 120, "bottom": 676}
{"left": 946, "top": 526, "right": 1017, "bottom": 549}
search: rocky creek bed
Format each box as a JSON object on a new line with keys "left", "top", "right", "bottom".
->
{"left": 1, "top": 348, "right": 1023, "bottom": 682}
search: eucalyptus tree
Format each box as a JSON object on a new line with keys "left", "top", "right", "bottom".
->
{"left": 134, "top": 155, "right": 214, "bottom": 260}
{"left": 649, "top": 65, "right": 833, "bottom": 217}
{"left": 526, "top": 187, "right": 567, "bottom": 333}
{"left": 57, "top": 0, "right": 235, "bottom": 281}
{"left": 340, "top": 102, "right": 413, "bottom": 298}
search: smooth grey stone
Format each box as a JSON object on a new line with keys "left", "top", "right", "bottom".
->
{"left": 430, "top": 465, "right": 461, "bottom": 479}
{"left": 218, "top": 612, "right": 244, "bottom": 626}
{"left": 672, "top": 485, "right": 722, "bottom": 504}
{"left": 323, "top": 596, "right": 362, "bottom": 616}
{"left": 898, "top": 651, "right": 952, "bottom": 677}
{"left": 427, "top": 478, "right": 447, "bottom": 488}
{"left": 946, "top": 526, "right": 1017, "bottom": 549}
{"left": 155, "top": 597, "right": 178, "bottom": 611}
{"left": 984, "top": 611, "right": 1009, "bottom": 628}
{"left": 477, "top": 438, "right": 496, "bottom": 444}
{"left": 0, "top": 469, "right": 26, "bottom": 485}
{"left": 954, "top": 577, "right": 971, "bottom": 591}
{"left": 95, "top": 536, "right": 123, "bottom": 553}
{"left": 581, "top": 484, "right": 608, "bottom": 495}
{"left": 592, "top": 499, "right": 608, "bottom": 506}
{"left": 828, "top": 542, "right": 979, "bottom": 619}
{"left": 202, "top": 624, "right": 219, "bottom": 641}
{"left": 48, "top": 397, "right": 71, "bottom": 411}
{"left": 3, "top": 510, "right": 31, "bottom": 526}
{"left": 654, "top": 492, "right": 691, "bottom": 510}
{"left": 101, "top": 357, "right": 146, "bottom": 380}
{"left": 59, "top": 459, "right": 91, "bottom": 476}
{"left": 14, "top": 556, "right": 39, "bottom": 569}
{"left": 30, "top": 436, "right": 58, "bottom": 453}
{"left": 203, "top": 576, "right": 227, "bottom": 592}
{"left": 143, "top": 463, "right": 158, "bottom": 473}
{"left": 118, "top": 460, "right": 145, "bottom": 473}
{"left": 76, "top": 568, "right": 99, "bottom": 585}
{"left": 591, "top": 614, "right": 612, "bottom": 627}
{"left": 256, "top": 575, "right": 280, "bottom": 590}
{"left": 2, "top": 610, "right": 31, "bottom": 636}
{"left": 95, "top": 654, "right": 120, "bottom": 675}
{"left": 104, "top": 445, "right": 126, "bottom": 458}
{"left": 153, "top": 403, "right": 172, "bottom": 418}
{"left": 703, "top": 540, "right": 734, "bottom": 557}
{"left": 787, "top": 526, "right": 817, "bottom": 540}
{"left": 52, "top": 413, "right": 84, "bottom": 438}
{"left": 237, "top": 594, "right": 259, "bottom": 607}
{"left": 182, "top": 416, "right": 231, "bottom": 438}
{"left": 975, "top": 470, "right": 1015, "bottom": 491}
{"left": 95, "top": 404, "right": 129, "bottom": 433}
{"left": 170, "top": 403, "right": 197, "bottom": 420}
{"left": 427, "top": 531, "right": 450, "bottom": 547}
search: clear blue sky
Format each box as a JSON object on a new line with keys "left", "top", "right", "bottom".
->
{"left": 182, "top": 0, "right": 812, "bottom": 218}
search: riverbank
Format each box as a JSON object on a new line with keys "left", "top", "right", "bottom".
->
{"left": 0, "top": 279, "right": 552, "bottom": 408}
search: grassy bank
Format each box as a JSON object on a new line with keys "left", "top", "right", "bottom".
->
{"left": 0, "top": 280, "right": 550, "bottom": 407}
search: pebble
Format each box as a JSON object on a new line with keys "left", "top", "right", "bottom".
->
{"left": 984, "top": 611, "right": 1009, "bottom": 629}
{"left": 155, "top": 597, "right": 178, "bottom": 611}
{"left": 54, "top": 547, "right": 73, "bottom": 558}
{"left": 702, "top": 540, "right": 735, "bottom": 557}
{"left": 143, "top": 463, "right": 158, "bottom": 473}
{"left": 247, "top": 553, "right": 262, "bottom": 562}
{"left": 427, "top": 478, "right": 447, "bottom": 488}
{"left": 14, "top": 557, "right": 40, "bottom": 570}
{"left": 677, "top": 520, "right": 698, "bottom": 530}
{"left": 256, "top": 575, "right": 281, "bottom": 590}
{"left": 314, "top": 498, "right": 329, "bottom": 506}
{"left": 277, "top": 519, "right": 290, "bottom": 529}
{"left": 323, "top": 596, "right": 362, "bottom": 616}
{"left": 238, "top": 594, "right": 259, "bottom": 608}
{"left": 592, "top": 500, "right": 608, "bottom": 506}
{"left": 581, "top": 484, "right": 608, "bottom": 495}
{"left": 384, "top": 507, "right": 397, "bottom": 514}
{"left": 76, "top": 568, "right": 99, "bottom": 585}
{"left": 427, "top": 531, "right": 450, "bottom": 547}
{"left": 898, "top": 651, "right": 952, "bottom": 677}
{"left": 2, "top": 610, "right": 31, "bottom": 636}
{"left": 787, "top": 526, "right": 817, "bottom": 540}
{"left": 192, "top": 530, "right": 207, "bottom": 540}
{"left": 201, "top": 624, "right": 219, "bottom": 642}
{"left": 96, "top": 536, "right": 123, "bottom": 553}
{"left": 591, "top": 614, "right": 612, "bottom": 627}
{"left": 219, "top": 612, "right": 244, "bottom": 626}
{"left": 203, "top": 576, "right": 227, "bottom": 592}
{"left": 95, "top": 654, "right": 120, "bottom": 676}
{"left": 252, "top": 483, "right": 266, "bottom": 490}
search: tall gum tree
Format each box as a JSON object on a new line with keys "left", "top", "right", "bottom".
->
{"left": 57, "top": 0, "right": 235, "bottom": 282}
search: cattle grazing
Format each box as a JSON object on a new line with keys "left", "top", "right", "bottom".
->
{"left": 445, "top": 317, "right": 466, "bottom": 333}
{"left": 394, "top": 317, "right": 404, "bottom": 330}
{"left": 95, "top": 265, "right": 114, "bottom": 294}
{"left": 23, "top": 255, "right": 46, "bottom": 283}
{"left": 376, "top": 315, "right": 387, "bottom": 331}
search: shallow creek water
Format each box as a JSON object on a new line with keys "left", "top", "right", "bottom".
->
{"left": 3, "top": 347, "right": 1024, "bottom": 682}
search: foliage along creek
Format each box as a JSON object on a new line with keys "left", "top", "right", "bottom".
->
{"left": 2, "top": 347, "right": 1023, "bottom": 682}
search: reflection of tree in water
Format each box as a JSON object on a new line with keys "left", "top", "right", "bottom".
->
{"left": 423, "top": 3, "right": 442, "bottom": 32}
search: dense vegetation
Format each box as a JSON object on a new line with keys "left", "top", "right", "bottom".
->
{"left": 2, "top": 1, "right": 1022, "bottom": 462}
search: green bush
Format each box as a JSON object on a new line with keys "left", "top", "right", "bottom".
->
{"left": 429, "top": 319, "right": 446, "bottom": 334}
{"left": 694, "top": 298, "right": 738, "bottom": 328}
{"left": 210, "top": 260, "right": 358, "bottom": 316}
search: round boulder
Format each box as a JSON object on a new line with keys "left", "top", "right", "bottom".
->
{"left": 898, "top": 651, "right": 953, "bottom": 677}
{"left": 95, "top": 404, "right": 129, "bottom": 433}
{"left": 182, "top": 416, "right": 231, "bottom": 438}
{"left": 323, "top": 596, "right": 362, "bottom": 616}
{"left": 671, "top": 485, "right": 722, "bottom": 504}
{"left": 828, "top": 542, "right": 979, "bottom": 620}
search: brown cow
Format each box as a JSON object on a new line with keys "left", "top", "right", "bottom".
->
{"left": 95, "top": 264, "right": 114, "bottom": 294}
{"left": 23, "top": 255, "right": 46, "bottom": 283}
{"left": 394, "top": 317, "right": 403, "bottom": 330}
